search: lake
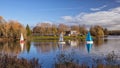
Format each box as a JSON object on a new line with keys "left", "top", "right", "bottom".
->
{"left": 0, "top": 36, "right": 120, "bottom": 68}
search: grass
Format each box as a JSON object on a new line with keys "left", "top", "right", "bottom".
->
{"left": 32, "top": 35, "right": 86, "bottom": 41}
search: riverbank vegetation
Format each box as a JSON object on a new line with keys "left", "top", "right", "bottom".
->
{"left": 0, "top": 16, "right": 26, "bottom": 41}
{"left": 0, "top": 53, "right": 40, "bottom": 68}
{"left": 32, "top": 35, "right": 86, "bottom": 41}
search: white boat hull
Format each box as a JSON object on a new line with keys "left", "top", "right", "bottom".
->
{"left": 58, "top": 41, "right": 65, "bottom": 44}
{"left": 86, "top": 41, "right": 93, "bottom": 44}
{"left": 20, "top": 33, "right": 24, "bottom": 43}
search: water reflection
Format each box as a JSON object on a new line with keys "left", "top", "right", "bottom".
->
{"left": 20, "top": 41, "right": 32, "bottom": 53}
{"left": 20, "top": 42, "right": 24, "bottom": 52}
{"left": 0, "top": 36, "right": 120, "bottom": 68}
{"left": 58, "top": 44, "right": 64, "bottom": 51}
{"left": 86, "top": 43, "right": 93, "bottom": 53}
{"left": 33, "top": 42, "right": 57, "bottom": 53}
{"left": 67, "top": 40, "right": 78, "bottom": 47}
{"left": 94, "top": 38, "right": 104, "bottom": 46}
{"left": 26, "top": 41, "right": 31, "bottom": 53}
{"left": 0, "top": 42, "right": 21, "bottom": 56}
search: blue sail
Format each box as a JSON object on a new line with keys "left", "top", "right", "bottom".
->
{"left": 86, "top": 32, "right": 93, "bottom": 41}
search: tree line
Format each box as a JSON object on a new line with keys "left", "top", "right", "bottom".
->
{"left": 0, "top": 16, "right": 26, "bottom": 40}
{"left": 1, "top": 16, "right": 120, "bottom": 40}
{"left": 32, "top": 23, "right": 87, "bottom": 36}
{"left": 32, "top": 23, "right": 110, "bottom": 38}
{"left": 32, "top": 23, "right": 120, "bottom": 38}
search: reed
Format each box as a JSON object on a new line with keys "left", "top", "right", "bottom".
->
{"left": 0, "top": 54, "right": 41, "bottom": 68}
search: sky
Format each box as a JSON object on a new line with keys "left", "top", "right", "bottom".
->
{"left": 0, "top": 0, "right": 120, "bottom": 29}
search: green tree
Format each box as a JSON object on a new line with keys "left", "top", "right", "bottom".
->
{"left": 26, "top": 24, "right": 31, "bottom": 36}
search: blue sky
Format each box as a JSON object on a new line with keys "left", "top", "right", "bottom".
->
{"left": 0, "top": 0, "right": 120, "bottom": 29}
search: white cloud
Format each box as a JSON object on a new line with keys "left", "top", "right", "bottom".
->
{"left": 62, "top": 7, "right": 120, "bottom": 30}
{"left": 90, "top": 5, "right": 107, "bottom": 11}
{"left": 62, "top": 16, "right": 73, "bottom": 22}
{"left": 61, "top": 16, "right": 78, "bottom": 25}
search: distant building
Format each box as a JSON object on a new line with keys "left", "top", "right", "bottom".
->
{"left": 65, "top": 30, "right": 78, "bottom": 36}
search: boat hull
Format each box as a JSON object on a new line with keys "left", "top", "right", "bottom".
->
{"left": 86, "top": 41, "right": 93, "bottom": 44}
{"left": 20, "top": 40, "right": 24, "bottom": 43}
{"left": 58, "top": 42, "right": 65, "bottom": 44}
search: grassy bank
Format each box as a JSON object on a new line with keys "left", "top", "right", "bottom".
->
{"left": 32, "top": 35, "right": 86, "bottom": 41}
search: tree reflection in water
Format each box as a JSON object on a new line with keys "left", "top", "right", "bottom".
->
{"left": 26, "top": 41, "right": 31, "bottom": 53}
{"left": 94, "top": 38, "right": 104, "bottom": 46}
{"left": 0, "top": 41, "right": 21, "bottom": 56}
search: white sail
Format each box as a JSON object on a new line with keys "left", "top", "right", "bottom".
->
{"left": 20, "top": 33, "right": 24, "bottom": 42}
{"left": 59, "top": 33, "right": 63, "bottom": 42}
{"left": 58, "top": 32, "right": 65, "bottom": 44}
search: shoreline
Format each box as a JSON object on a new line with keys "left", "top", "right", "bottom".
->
{"left": 32, "top": 35, "right": 86, "bottom": 40}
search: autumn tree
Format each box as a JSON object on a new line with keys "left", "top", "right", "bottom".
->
{"left": 52, "top": 24, "right": 57, "bottom": 36}
{"left": 0, "top": 16, "right": 26, "bottom": 40}
{"left": 103, "top": 28, "right": 109, "bottom": 36}
{"left": 0, "top": 16, "right": 7, "bottom": 37}
{"left": 8, "top": 20, "right": 26, "bottom": 39}
{"left": 33, "top": 23, "right": 54, "bottom": 36}
{"left": 90, "top": 26, "right": 96, "bottom": 36}
{"left": 71, "top": 25, "right": 79, "bottom": 32}
{"left": 79, "top": 25, "right": 87, "bottom": 35}
{"left": 58, "top": 24, "right": 68, "bottom": 34}
{"left": 90, "top": 25, "right": 104, "bottom": 38}
{"left": 32, "top": 26, "right": 40, "bottom": 35}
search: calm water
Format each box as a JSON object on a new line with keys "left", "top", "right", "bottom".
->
{"left": 0, "top": 36, "right": 120, "bottom": 68}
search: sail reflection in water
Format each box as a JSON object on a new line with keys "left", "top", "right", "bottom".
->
{"left": 20, "top": 42, "right": 24, "bottom": 52}
{"left": 58, "top": 43, "right": 65, "bottom": 51}
{"left": 68, "top": 40, "right": 78, "bottom": 47}
{"left": 86, "top": 43, "right": 93, "bottom": 53}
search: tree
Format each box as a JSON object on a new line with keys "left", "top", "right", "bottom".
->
{"left": 52, "top": 24, "right": 57, "bottom": 36}
{"left": 103, "top": 28, "right": 109, "bottom": 36}
{"left": 58, "top": 24, "right": 68, "bottom": 34}
{"left": 90, "top": 26, "right": 96, "bottom": 36}
{"left": 90, "top": 25, "right": 104, "bottom": 38}
{"left": 71, "top": 25, "right": 79, "bottom": 32}
{"left": 79, "top": 25, "right": 87, "bottom": 35}
{"left": 8, "top": 20, "right": 26, "bottom": 39}
{"left": 26, "top": 24, "right": 31, "bottom": 36}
